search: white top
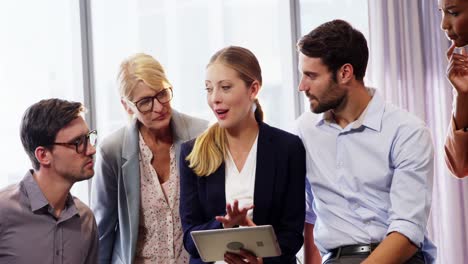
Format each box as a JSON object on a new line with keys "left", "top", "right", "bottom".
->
{"left": 225, "top": 134, "right": 258, "bottom": 220}
{"left": 215, "top": 134, "right": 258, "bottom": 264}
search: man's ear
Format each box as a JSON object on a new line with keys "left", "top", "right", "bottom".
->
{"left": 121, "top": 98, "right": 135, "bottom": 115}
{"left": 35, "top": 146, "right": 51, "bottom": 167}
{"left": 337, "top": 63, "right": 354, "bottom": 84}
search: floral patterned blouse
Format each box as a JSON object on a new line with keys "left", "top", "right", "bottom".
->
{"left": 134, "top": 133, "right": 189, "bottom": 264}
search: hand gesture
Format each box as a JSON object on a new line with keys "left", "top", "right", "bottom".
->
{"left": 215, "top": 200, "right": 255, "bottom": 228}
{"left": 224, "top": 249, "right": 264, "bottom": 264}
{"left": 446, "top": 42, "right": 468, "bottom": 95}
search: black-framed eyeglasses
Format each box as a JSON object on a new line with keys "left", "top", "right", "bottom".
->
{"left": 49, "top": 130, "right": 98, "bottom": 154}
{"left": 129, "top": 87, "right": 173, "bottom": 114}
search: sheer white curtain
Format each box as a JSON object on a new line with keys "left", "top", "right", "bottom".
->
{"left": 367, "top": 1, "right": 468, "bottom": 263}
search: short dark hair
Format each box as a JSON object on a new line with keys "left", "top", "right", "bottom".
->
{"left": 297, "top": 19, "right": 369, "bottom": 81}
{"left": 20, "top": 99, "right": 84, "bottom": 170}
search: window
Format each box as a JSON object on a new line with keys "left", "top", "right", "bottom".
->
{"left": 0, "top": 0, "right": 88, "bottom": 203}
{"left": 91, "top": 0, "right": 298, "bottom": 139}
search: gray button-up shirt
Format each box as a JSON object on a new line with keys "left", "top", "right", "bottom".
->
{"left": 0, "top": 170, "right": 98, "bottom": 264}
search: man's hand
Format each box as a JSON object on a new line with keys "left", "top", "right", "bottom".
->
{"left": 361, "top": 232, "right": 418, "bottom": 264}
{"left": 304, "top": 223, "right": 322, "bottom": 264}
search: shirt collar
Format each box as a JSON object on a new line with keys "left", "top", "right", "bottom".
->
{"left": 360, "top": 88, "right": 385, "bottom": 132}
{"left": 22, "top": 170, "right": 50, "bottom": 212}
{"left": 22, "top": 170, "right": 79, "bottom": 218}
{"left": 316, "top": 87, "right": 385, "bottom": 132}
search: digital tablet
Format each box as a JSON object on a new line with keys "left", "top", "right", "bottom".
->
{"left": 190, "top": 225, "right": 282, "bottom": 262}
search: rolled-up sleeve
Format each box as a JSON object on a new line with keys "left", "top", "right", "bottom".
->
{"left": 387, "top": 124, "right": 434, "bottom": 247}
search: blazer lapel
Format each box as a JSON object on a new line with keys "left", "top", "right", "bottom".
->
{"left": 121, "top": 119, "right": 141, "bottom": 262}
{"left": 253, "top": 123, "right": 275, "bottom": 225}
{"left": 171, "top": 110, "right": 187, "bottom": 173}
{"left": 205, "top": 163, "right": 227, "bottom": 217}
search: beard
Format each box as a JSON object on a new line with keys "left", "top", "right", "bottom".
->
{"left": 53, "top": 159, "right": 95, "bottom": 184}
{"left": 308, "top": 79, "right": 347, "bottom": 114}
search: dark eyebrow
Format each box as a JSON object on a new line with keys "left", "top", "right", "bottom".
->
{"left": 443, "top": 5, "right": 456, "bottom": 10}
{"left": 303, "top": 71, "right": 318, "bottom": 77}
{"left": 70, "top": 131, "right": 90, "bottom": 143}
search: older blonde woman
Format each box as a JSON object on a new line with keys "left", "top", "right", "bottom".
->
{"left": 91, "top": 53, "right": 208, "bottom": 264}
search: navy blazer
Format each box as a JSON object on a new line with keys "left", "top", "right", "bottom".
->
{"left": 179, "top": 122, "right": 306, "bottom": 264}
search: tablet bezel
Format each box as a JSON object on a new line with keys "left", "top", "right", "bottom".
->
{"left": 190, "top": 225, "right": 282, "bottom": 262}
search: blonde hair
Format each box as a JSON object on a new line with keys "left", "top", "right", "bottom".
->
{"left": 186, "top": 46, "right": 263, "bottom": 176}
{"left": 118, "top": 53, "right": 171, "bottom": 100}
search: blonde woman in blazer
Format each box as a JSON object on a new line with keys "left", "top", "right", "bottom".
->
{"left": 91, "top": 53, "right": 208, "bottom": 264}
{"left": 179, "top": 46, "right": 305, "bottom": 264}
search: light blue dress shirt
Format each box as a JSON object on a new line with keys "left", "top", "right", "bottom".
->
{"left": 294, "top": 88, "right": 436, "bottom": 263}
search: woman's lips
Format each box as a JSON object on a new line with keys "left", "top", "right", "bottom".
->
{"left": 153, "top": 113, "right": 167, "bottom": 121}
{"left": 447, "top": 33, "right": 457, "bottom": 41}
{"left": 215, "top": 109, "right": 229, "bottom": 120}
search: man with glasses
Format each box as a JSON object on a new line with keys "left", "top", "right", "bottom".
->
{"left": 0, "top": 98, "right": 99, "bottom": 264}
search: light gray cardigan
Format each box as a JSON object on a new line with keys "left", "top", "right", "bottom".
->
{"left": 90, "top": 110, "right": 208, "bottom": 264}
